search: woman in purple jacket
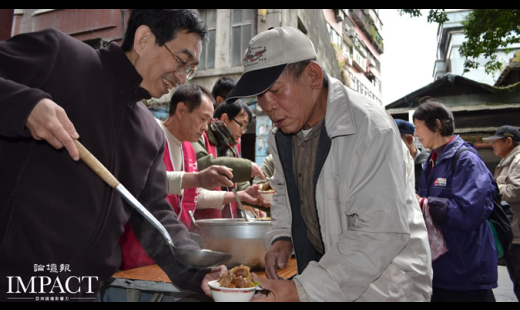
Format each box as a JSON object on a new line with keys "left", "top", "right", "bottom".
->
{"left": 414, "top": 97, "right": 498, "bottom": 302}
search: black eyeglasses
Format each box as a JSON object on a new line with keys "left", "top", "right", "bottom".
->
{"left": 232, "top": 118, "right": 249, "bottom": 133}
{"left": 163, "top": 45, "right": 197, "bottom": 80}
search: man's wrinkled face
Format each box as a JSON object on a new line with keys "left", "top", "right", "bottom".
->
{"left": 138, "top": 30, "right": 201, "bottom": 98}
{"left": 256, "top": 72, "right": 315, "bottom": 134}
{"left": 180, "top": 94, "right": 214, "bottom": 143}
{"left": 491, "top": 138, "right": 513, "bottom": 159}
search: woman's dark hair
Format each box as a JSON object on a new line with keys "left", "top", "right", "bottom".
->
{"left": 413, "top": 97, "right": 455, "bottom": 137}
{"left": 121, "top": 9, "right": 208, "bottom": 52}
{"left": 169, "top": 84, "right": 214, "bottom": 115}
{"left": 214, "top": 100, "right": 252, "bottom": 123}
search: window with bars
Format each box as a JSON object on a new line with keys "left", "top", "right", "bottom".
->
{"left": 198, "top": 9, "right": 217, "bottom": 70}
{"left": 231, "top": 9, "right": 255, "bottom": 67}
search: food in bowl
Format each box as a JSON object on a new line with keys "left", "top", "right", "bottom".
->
{"left": 218, "top": 265, "right": 256, "bottom": 288}
{"left": 261, "top": 181, "right": 273, "bottom": 192}
{"left": 209, "top": 265, "right": 258, "bottom": 302}
{"left": 260, "top": 181, "right": 276, "bottom": 204}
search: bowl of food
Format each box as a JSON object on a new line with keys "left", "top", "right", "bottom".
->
{"left": 209, "top": 265, "right": 258, "bottom": 303}
{"left": 260, "top": 191, "right": 275, "bottom": 204}
{"left": 259, "top": 182, "right": 276, "bottom": 204}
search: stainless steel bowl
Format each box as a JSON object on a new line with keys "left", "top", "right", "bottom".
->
{"left": 193, "top": 218, "right": 272, "bottom": 271}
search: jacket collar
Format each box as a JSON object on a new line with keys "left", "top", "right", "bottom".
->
{"left": 99, "top": 43, "right": 152, "bottom": 103}
{"left": 432, "top": 136, "right": 470, "bottom": 163}
{"left": 324, "top": 76, "right": 357, "bottom": 139}
{"left": 499, "top": 145, "right": 520, "bottom": 167}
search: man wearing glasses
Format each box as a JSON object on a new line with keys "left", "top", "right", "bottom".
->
{"left": 0, "top": 9, "right": 230, "bottom": 301}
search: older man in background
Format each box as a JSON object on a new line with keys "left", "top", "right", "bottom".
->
{"left": 395, "top": 119, "right": 430, "bottom": 191}
{"left": 484, "top": 126, "right": 520, "bottom": 301}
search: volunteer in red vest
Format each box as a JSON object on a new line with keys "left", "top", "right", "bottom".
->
{"left": 120, "top": 84, "right": 264, "bottom": 270}
{"left": 193, "top": 124, "right": 269, "bottom": 220}
{"left": 194, "top": 130, "right": 266, "bottom": 220}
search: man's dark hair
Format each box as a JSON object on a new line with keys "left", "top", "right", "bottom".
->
{"left": 413, "top": 97, "right": 455, "bottom": 137}
{"left": 282, "top": 59, "right": 329, "bottom": 89}
{"left": 121, "top": 9, "right": 208, "bottom": 52}
{"left": 169, "top": 84, "right": 214, "bottom": 116}
{"left": 212, "top": 77, "right": 236, "bottom": 100}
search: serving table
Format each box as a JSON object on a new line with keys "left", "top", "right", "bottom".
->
{"left": 108, "top": 258, "right": 297, "bottom": 302}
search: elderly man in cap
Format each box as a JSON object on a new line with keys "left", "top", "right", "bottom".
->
{"left": 227, "top": 27, "right": 432, "bottom": 302}
{"left": 484, "top": 126, "right": 520, "bottom": 301}
{"left": 395, "top": 119, "right": 430, "bottom": 190}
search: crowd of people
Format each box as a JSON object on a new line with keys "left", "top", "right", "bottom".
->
{"left": 0, "top": 9, "right": 518, "bottom": 303}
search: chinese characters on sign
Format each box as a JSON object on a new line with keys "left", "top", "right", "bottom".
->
{"left": 34, "top": 264, "right": 72, "bottom": 274}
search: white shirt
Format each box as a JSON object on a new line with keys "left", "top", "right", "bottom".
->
{"left": 156, "top": 119, "right": 226, "bottom": 211}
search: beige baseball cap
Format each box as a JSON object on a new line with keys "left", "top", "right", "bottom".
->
{"left": 226, "top": 27, "right": 317, "bottom": 101}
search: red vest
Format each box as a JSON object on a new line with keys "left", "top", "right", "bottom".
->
{"left": 165, "top": 141, "right": 199, "bottom": 229}
{"left": 119, "top": 139, "right": 199, "bottom": 271}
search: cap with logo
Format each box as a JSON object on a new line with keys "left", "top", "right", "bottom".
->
{"left": 226, "top": 27, "right": 317, "bottom": 102}
{"left": 483, "top": 125, "right": 520, "bottom": 142}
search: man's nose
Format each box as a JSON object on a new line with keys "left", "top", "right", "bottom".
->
{"left": 174, "top": 72, "right": 187, "bottom": 86}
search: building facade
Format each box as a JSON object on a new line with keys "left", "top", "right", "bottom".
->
{"left": 12, "top": 9, "right": 128, "bottom": 48}
{"left": 323, "top": 9, "right": 384, "bottom": 106}
{"left": 0, "top": 9, "right": 14, "bottom": 41}
{"left": 433, "top": 9, "right": 520, "bottom": 86}
{"left": 192, "top": 9, "right": 341, "bottom": 90}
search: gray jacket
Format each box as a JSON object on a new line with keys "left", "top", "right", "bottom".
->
{"left": 495, "top": 145, "right": 520, "bottom": 245}
{"left": 266, "top": 77, "right": 432, "bottom": 302}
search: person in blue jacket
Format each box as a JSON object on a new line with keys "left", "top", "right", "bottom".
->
{"left": 414, "top": 97, "right": 498, "bottom": 302}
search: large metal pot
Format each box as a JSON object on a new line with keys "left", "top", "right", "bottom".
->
{"left": 191, "top": 217, "right": 272, "bottom": 271}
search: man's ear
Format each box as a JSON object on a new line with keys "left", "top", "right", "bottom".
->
{"left": 407, "top": 134, "right": 415, "bottom": 145}
{"left": 306, "top": 62, "right": 324, "bottom": 90}
{"left": 176, "top": 102, "right": 187, "bottom": 116}
{"left": 216, "top": 96, "right": 225, "bottom": 107}
{"left": 435, "top": 119, "right": 443, "bottom": 135}
{"left": 134, "top": 25, "right": 153, "bottom": 57}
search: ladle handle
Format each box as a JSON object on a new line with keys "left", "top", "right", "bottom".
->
{"left": 74, "top": 140, "right": 120, "bottom": 188}
{"left": 73, "top": 139, "right": 174, "bottom": 247}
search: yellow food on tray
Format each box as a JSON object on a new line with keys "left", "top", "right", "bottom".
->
{"left": 217, "top": 265, "right": 256, "bottom": 289}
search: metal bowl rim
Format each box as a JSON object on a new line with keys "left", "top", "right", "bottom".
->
{"left": 194, "top": 219, "right": 272, "bottom": 226}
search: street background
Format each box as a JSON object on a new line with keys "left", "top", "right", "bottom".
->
{"left": 495, "top": 266, "right": 517, "bottom": 302}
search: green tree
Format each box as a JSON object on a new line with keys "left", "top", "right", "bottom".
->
{"left": 400, "top": 9, "right": 520, "bottom": 75}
